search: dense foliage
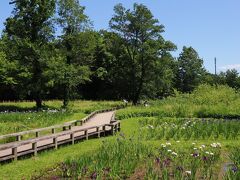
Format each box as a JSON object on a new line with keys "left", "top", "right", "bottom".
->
{"left": 0, "top": 1, "right": 240, "bottom": 107}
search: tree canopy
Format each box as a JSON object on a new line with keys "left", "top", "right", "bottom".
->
{"left": 0, "top": 1, "right": 239, "bottom": 106}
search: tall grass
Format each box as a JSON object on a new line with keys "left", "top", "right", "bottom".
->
{"left": 59, "top": 137, "right": 152, "bottom": 179}
{"left": 117, "top": 84, "right": 240, "bottom": 119}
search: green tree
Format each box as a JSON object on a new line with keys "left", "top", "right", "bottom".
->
{"left": 56, "top": 0, "right": 91, "bottom": 107}
{"left": 225, "top": 69, "right": 239, "bottom": 89}
{"left": 4, "top": 0, "right": 56, "bottom": 108}
{"left": 176, "top": 46, "right": 205, "bottom": 92}
{"left": 109, "top": 3, "right": 176, "bottom": 104}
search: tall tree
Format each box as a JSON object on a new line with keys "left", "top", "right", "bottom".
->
{"left": 109, "top": 3, "right": 176, "bottom": 104}
{"left": 225, "top": 69, "right": 239, "bottom": 89}
{"left": 56, "top": 0, "right": 91, "bottom": 107}
{"left": 4, "top": 0, "right": 55, "bottom": 108}
{"left": 175, "top": 46, "right": 205, "bottom": 92}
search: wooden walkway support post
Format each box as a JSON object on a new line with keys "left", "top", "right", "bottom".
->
{"left": 32, "top": 142, "right": 37, "bottom": 156}
{"left": 85, "top": 130, "right": 88, "bottom": 140}
{"left": 12, "top": 147, "right": 17, "bottom": 161}
{"left": 70, "top": 133, "right": 75, "bottom": 145}
{"left": 97, "top": 127, "right": 100, "bottom": 138}
{"left": 53, "top": 137, "right": 58, "bottom": 149}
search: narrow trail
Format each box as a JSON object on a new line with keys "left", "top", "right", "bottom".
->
{"left": 0, "top": 110, "right": 116, "bottom": 160}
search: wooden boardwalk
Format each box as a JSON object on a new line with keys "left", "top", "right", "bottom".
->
{"left": 0, "top": 109, "right": 120, "bottom": 162}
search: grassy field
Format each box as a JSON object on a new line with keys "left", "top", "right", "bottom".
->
{"left": 0, "top": 85, "right": 239, "bottom": 179}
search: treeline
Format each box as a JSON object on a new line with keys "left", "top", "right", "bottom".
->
{"left": 0, "top": 0, "right": 240, "bottom": 108}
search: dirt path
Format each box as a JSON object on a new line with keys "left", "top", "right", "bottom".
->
{"left": 0, "top": 110, "right": 115, "bottom": 158}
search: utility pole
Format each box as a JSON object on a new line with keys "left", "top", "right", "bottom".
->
{"left": 214, "top": 57, "right": 217, "bottom": 75}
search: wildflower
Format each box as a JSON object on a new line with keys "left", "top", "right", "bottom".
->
{"left": 155, "top": 157, "right": 160, "bottom": 164}
{"left": 202, "top": 156, "right": 208, "bottom": 161}
{"left": 90, "top": 171, "right": 97, "bottom": 179}
{"left": 205, "top": 151, "right": 209, "bottom": 154}
{"left": 185, "top": 170, "right": 191, "bottom": 175}
{"left": 211, "top": 142, "right": 221, "bottom": 148}
{"left": 172, "top": 152, "right": 178, "bottom": 156}
{"left": 191, "top": 153, "right": 199, "bottom": 157}
{"left": 167, "top": 149, "right": 172, "bottom": 152}
{"left": 148, "top": 125, "right": 154, "bottom": 129}
{"left": 103, "top": 167, "right": 111, "bottom": 175}
{"left": 232, "top": 166, "right": 238, "bottom": 173}
{"left": 176, "top": 166, "right": 183, "bottom": 171}
{"left": 176, "top": 140, "right": 180, "bottom": 143}
{"left": 82, "top": 166, "right": 88, "bottom": 174}
{"left": 166, "top": 142, "right": 171, "bottom": 146}
{"left": 210, "top": 152, "right": 214, "bottom": 156}
{"left": 201, "top": 145, "right": 206, "bottom": 148}
{"left": 163, "top": 158, "right": 171, "bottom": 166}
{"left": 192, "top": 142, "right": 196, "bottom": 145}
{"left": 193, "top": 147, "right": 197, "bottom": 150}
{"left": 161, "top": 144, "right": 166, "bottom": 148}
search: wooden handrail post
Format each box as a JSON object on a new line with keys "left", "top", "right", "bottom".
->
{"left": 36, "top": 131, "right": 39, "bottom": 138}
{"left": 111, "top": 125, "right": 114, "bottom": 135}
{"left": 32, "top": 142, "right": 37, "bottom": 156}
{"left": 12, "top": 147, "right": 17, "bottom": 161}
{"left": 69, "top": 125, "right": 72, "bottom": 130}
{"left": 103, "top": 126, "right": 106, "bottom": 136}
{"left": 97, "top": 127, "right": 100, "bottom": 138}
{"left": 85, "top": 130, "right": 88, "bottom": 140}
{"left": 53, "top": 137, "right": 58, "bottom": 149}
{"left": 63, "top": 126, "right": 66, "bottom": 131}
{"left": 16, "top": 135, "right": 21, "bottom": 141}
{"left": 52, "top": 128, "right": 55, "bottom": 134}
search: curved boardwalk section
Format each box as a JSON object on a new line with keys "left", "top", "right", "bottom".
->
{"left": 0, "top": 110, "right": 120, "bottom": 162}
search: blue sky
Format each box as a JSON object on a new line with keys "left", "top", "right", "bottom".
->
{"left": 0, "top": 0, "right": 240, "bottom": 73}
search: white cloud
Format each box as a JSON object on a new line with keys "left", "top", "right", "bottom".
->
{"left": 219, "top": 64, "right": 240, "bottom": 70}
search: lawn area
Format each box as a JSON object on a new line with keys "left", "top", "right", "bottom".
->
{"left": 0, "top": 85, "right": 239, "bottom": 179}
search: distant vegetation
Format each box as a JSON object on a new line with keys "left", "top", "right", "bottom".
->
{"left": 0, "top": 0, "right": 240, "bottom": 108}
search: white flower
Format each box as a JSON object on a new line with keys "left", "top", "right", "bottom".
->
{"left": 166, "top": 142, "right": 171, "bottom": 146}
{"left": 185, "top": 171, "right": 191, "bottom": 175}
{"left": 161, "top": 144, "right": 166, "bottom": 148}
{"left": 210, "top": 152, "right": 214, "bottom": 155}
{"left": 192, "top": 142, "right": 196, "bottom": 145}
{"left": 167, "top": 149, "right": 172, "bottom": 152}
{"left": 201, "top": 145, "right": 206, "bottom": 148}
{"left": 193, "top": 147, "right": 198, "bottom": 150}
{"left": 172, "top": 152, "right": 178, "bottom": 156}
{"left": 205, "top": 151, "right": 210, "bottom": 154}
{"left": 176, "top": 140, "right": 180, "bottom": 143}
{"left": 148, "top": 125, "right": 154, "bottom": 129}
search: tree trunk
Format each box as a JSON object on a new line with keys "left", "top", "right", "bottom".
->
{"left": 35, "top": 97, "right": 42, "bottom": 109}
{"left": 63, "top": 83, "right": 69, "bottom": 108}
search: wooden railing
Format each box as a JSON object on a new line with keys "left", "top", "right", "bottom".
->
{"left": 0, "top": 107, "right": 122, "bottom": 162}
{"left": 0, "top": 121, "right": 120, "bottom": 162}
{"left": 0, "top": 108, "right": 119, "bottom": 143}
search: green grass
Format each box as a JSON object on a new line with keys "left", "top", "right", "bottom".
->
{"left": 0, "top": 139, "right": 103, "bottom": 179}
